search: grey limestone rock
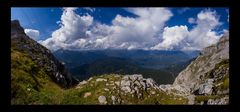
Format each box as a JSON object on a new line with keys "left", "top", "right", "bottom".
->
{"left": 98, "top": 96, "right": 107, "bottom": 104}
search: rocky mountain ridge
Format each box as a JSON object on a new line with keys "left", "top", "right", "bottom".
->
{"left": 158, "top": 32, "right": 229, "bottom": 104}
{"left": 173, "top": 33, "right": 229, "bottom": 93}
{"left": 11, "top": 20, "right": 79, "bottom": 88}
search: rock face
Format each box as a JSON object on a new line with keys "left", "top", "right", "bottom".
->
{"left": 198, "top": 79, "right": 214, "bottom": 95}
{"left": 172, "top": 33, "right": 229, "bottom": 104}
{"left": 173, "top": 33, "right": 229, "bottom": 93}
{"left": 11, "top": 20, "right": 79, "bottom": 88}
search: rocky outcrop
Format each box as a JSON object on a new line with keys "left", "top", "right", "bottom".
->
{"left": 170, "top": 33, "right": 229, "bottom": 104}
{"left": 198, "top": 79, "right": 214, "bottom": 95}
{"left": 75, "top": 74, "right": 188, "bottom": 104}
{"left": 173, "top": 33, "right": 229, "bottom": 92}
{"left": 11, "top": 20, "right": 79, "bottom": 88}
{"left": 120, "top": 74, "right": 159, "bottom": 95}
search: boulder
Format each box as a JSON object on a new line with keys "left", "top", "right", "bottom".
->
{"left": 198, "top": 79, "right": 214, "bottom": 95}
{"left": 98, "top": 96, "right": 107, "bottom": 104}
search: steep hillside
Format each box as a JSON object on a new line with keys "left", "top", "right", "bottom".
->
{"left": 11, "top": 20, "right": 79, "bottom": 88}
{"left": 11, "top": 20, "right": 186, "bottom": 105}
{"left": 167, "top": 33, "right": 229, "bottom": 104}
{"left": 11, "top": 20, "right": 79, "bottom": 104}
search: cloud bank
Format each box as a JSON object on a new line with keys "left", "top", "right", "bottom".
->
{"left": 39, "top": 8, "right": 225, "bottom": 51}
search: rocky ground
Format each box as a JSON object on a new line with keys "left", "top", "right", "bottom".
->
{"left": 74, "top": 74, "right": 188, "bottom": 105}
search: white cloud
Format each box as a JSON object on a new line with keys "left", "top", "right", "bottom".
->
{"left": 40, "top": 7, "right": 93, "bottom": 51}
{"left": 41, "top": 7, "right": 173, "bottom": 51}
{"left": 151, "top": 25, "right": 189, "bottom": 50}
{"left": 188, "top": 17, "right": 195, "bottom": 24}
{"left": 185, "top": 9, "right": 222, "bottom": 50}
{"left": 96, "top": 8, "right": 173, "bottom": 49}
{"left": 40, "top": 8, "right": 225, "bottom": 51}
{"left": 24, "top": 29, "right": 40, "bottom": 41}
{"left": 152, "top": 9, "right": 223, "bottom": 51}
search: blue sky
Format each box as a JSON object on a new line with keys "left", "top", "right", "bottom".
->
{"left": 11, "top": 7, "right": 229, "bottom": 51}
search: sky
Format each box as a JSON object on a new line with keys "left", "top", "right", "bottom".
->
{"left": 11, "top": 7, "right": 229, "bottom": 51}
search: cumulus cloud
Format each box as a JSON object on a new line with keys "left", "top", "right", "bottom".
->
{"left": 40, "top": 7, "right": 93, "bottom": 50}
{"left": 40, "top": 8, "right": 225, "bottom": 51}
{"left": 152, "top": 9, "right": 223, "bottom": 51}
{"left": 98, "top": 8, "right": 172, "bottom": 50}
{"left": 40, "top": 7, "right": 173, "bottom": 51}
{"left": 24, "top": 29, "right": 40, "bottom": 40}
{"left": 185, "top": 9, "right": 222, "bottom": 50}
{"left": 151, "top": 25, "right": 189, "bottom": 50}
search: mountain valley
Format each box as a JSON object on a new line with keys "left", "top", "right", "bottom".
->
{"left": 11, "top": 20, "right": 229, "bottom": 105}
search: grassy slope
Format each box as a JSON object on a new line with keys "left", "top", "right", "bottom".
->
{"left": 11, "top": 46, "right": 228, "bottom": 105}
{"left": 61, "top": 74, "right": 188, "bottom": 105}
{"left": 11, "top": 47, "right": 64, "bottom": 104}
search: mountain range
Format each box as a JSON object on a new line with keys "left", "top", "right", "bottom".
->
{"left": 53, "top": 49, "right": 199, "bottom": 84}
{"left": 11, "top": 20, "right": 229, "bottom": 105}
